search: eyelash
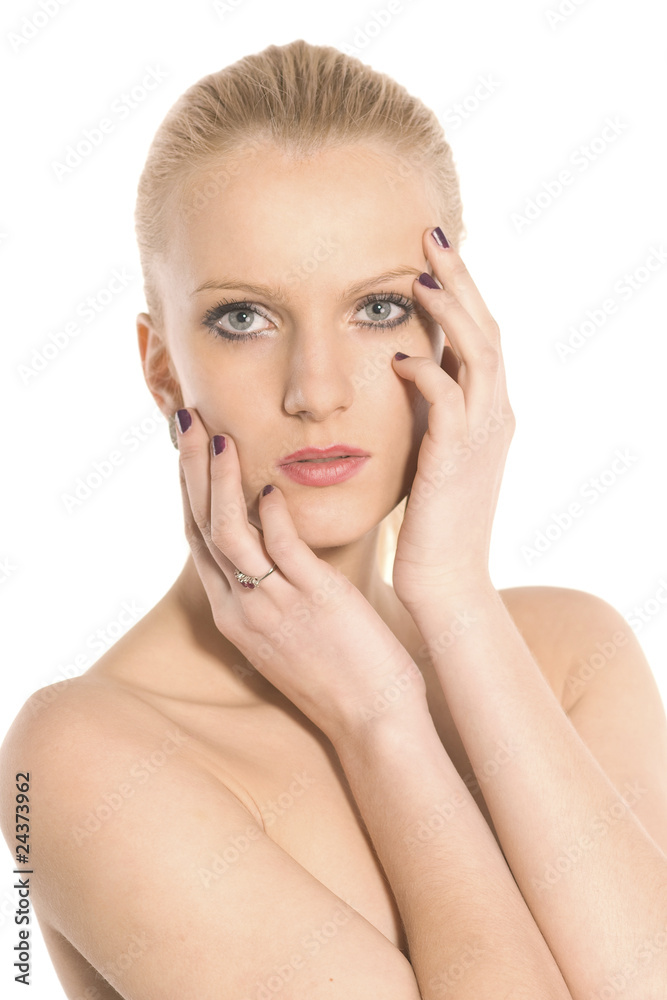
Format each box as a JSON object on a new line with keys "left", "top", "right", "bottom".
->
{"left": 201, "top": 291, "right": 415, "bottom": 342}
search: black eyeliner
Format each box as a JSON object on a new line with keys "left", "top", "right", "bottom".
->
{"left": 201, "top": 291, "right": 415, "bottom": 341}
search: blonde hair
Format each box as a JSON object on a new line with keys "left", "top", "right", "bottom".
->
{"left": 134, "top": 38, "right": 465, "bottom": 582}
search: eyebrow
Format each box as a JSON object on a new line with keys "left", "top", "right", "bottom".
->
{"left": 190, "top": 265, "right": 424, "bottom": 302}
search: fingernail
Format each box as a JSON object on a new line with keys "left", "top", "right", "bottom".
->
{"left": 418, "top": 272, "right": 440, "bottom": 289}
{"left": 262, "top": 484, "right": 274, "bottom": 496}
{"left": 176, "top": 408, "right": 192, "bottom": 433}
{"left": 394, "top": 352, "right": 410, "bottom": 360}
{"left": 431, "top": 227, "right": 450, "bottom": 248}
{"left": 211, "top": 435, "right": 226, "bottom": 456}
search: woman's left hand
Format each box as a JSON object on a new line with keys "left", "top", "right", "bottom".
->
{"left": 391, "top": 228, "right": 515, "bottom": 612}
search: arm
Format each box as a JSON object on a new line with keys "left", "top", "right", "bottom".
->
{"left": 331, "top": 696, "right": 572, "bottom": 999}
{"left": 386, "top": 232, "right": 667, "bottom": 998}
{"left": 408, "top": 583, "right": 667, "bottom": 1000}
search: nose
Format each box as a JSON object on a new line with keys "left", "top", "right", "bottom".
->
{"left": 282, "top": 326, "right": 355, "bottom": 420}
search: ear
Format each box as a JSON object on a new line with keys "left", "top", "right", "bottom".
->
{"left": 136, "top": 312, "right": 184, "bottom": 417}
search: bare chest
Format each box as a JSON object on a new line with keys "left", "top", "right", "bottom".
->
{"left": 168, "top": 595, "right": 566, "bottom": 952}
{"left": 149, "top": 652, "right": 498, "bottom": 956}
{"left": 46, "top": 588, "right": 569, "bottom": 991}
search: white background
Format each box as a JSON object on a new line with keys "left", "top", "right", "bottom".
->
{"left": 0, "top": 0, "right": 665, "bottom": 996}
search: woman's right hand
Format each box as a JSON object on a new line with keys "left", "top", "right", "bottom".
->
{"left": 175, "top": 407, "right": 428, "bottom": 747}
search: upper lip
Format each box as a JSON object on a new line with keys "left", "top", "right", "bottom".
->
{"left": 279, "top": 444, "right": 370, "bottom": 465}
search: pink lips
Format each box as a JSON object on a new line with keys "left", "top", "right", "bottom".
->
{"left": 279, "top": 444, "right": 369, "bottom": 464}
{"left": 278, "top": 444, "right": 370, "bottom": 487}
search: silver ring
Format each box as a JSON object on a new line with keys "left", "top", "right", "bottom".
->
{"left": 233, "top": 562, "right": 277, "bottom": 590}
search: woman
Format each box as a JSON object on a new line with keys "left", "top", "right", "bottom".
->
{"left": 2, "top": 39, "right": 667, "bottom": 999}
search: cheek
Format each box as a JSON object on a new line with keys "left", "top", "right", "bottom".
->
{"left": 378, "top": 370, "right": 429, "bottom": 465}
{"left": 174, "top": 349, "right": 249, "bottom": 432}
{"left": 364, "top": 368, "right": 425, "bottom": 468}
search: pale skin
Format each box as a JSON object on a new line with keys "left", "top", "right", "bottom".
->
{"left": 2, "top": 142, "right": 667, "bottom": 999}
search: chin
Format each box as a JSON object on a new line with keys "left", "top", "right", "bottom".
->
{"left": 251, "top": 489, "right": 390, "bottom": 550}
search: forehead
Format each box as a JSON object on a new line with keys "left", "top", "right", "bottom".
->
{"left": 162, "top": 143, "right": 435, "bottom": 304}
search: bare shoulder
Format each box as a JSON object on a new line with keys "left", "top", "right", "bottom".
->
{"left": 497, "top": 584, "right": 667, "bottom": 854}
{"left": 0, "top": 676, "right": 420, "bottom": 999}
{"left": 0, "top": 673, "right": 184, "bottom": 780}
{"left": 496, "top": 583, "right": 634, "bottom": 711}
{"left": 0, "top": 678, "right": 174, "bottom": 998}
{"left": 0, "top": 674, "right": 196, "bottom": 869}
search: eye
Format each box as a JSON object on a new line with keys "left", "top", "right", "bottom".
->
{"left": 201, "top": 290, "right": 415, "bottom": 343}
{"left": 354, "top": 292, "right": 414, "bottom": 329}
{"left": 201, "top": 300, "right": 275, "bottom": 341}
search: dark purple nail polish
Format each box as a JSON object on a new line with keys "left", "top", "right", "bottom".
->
{"left": 262, "top": 484, "right": 274, "bottom": 496}
{"left": 394, "top": 352, "right": 409, "bottom": 360}
{"left": 418, "top": 272, "right": 440, "bottom": 289}
{"left": 431, "top": 227, "right": 451, "bottom": 248}
{"left": 176, "top": 408, "right": 192, "bottom": 433}
{"left": 211, "top": 435, "right": 226, "bottom": 456}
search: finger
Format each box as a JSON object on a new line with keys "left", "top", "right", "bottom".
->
{"left": 208, "top": 431, "right": 275, "bottom": 581}
{"left": 408, "top": 277, "right": 504, "bottom": 429}
{"left": 414, "top": 270, "right": 494, "bottom": 385}
{"left": 423, "top": 228, "right": 501, "bottom": 345}
{"left": 176, "top": 407, "right": 261, "bottom": 588}
{"left": 420, "top": 231, "right": 511, "bottom": 419}
{"left": 392, "top": 353, "right": 468, "bottom": 446}
{"left": 175, "top": 406, "right": 216, "bottom": 546}
{"left": 177, "top": 455, "right": 232, "bottom": 616}
{"left": 256, "top": 484, "right": 340, "bottom": 595}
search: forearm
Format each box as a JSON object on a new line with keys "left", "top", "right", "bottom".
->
{"left": 411, "top": 585, "right": 667, "bottom": 999}
{"left": 333, "top": 701, "right": 571, "bottom": 999}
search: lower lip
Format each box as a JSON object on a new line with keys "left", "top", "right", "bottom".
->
{"left": 279, "top": 456, "right": 369, "bottom": 486}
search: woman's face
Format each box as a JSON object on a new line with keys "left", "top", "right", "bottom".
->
{"left": 149, "top": 143, "right": 446, "bottom": 550}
